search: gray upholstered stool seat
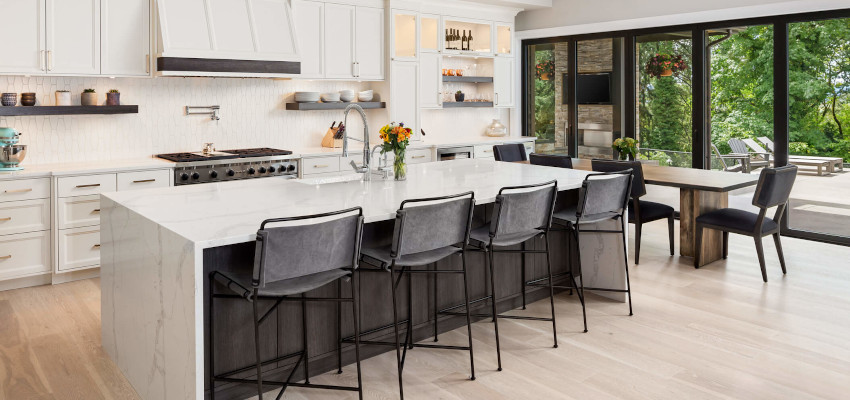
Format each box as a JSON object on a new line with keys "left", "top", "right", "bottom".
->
{"left": 362, "top": 245, "right": 461, "bottom": 267}
{"left": 553, "top": 207, "right": 620, "bottom": 225}
{"left": 214, "top": 269, "right": 351, "bottom": 299}
{"left": 469, "top": 226, "right": 542, "bottom": 247}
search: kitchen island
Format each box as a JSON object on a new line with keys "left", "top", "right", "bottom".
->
{"left": 100, "top": 159, "right": 628, "bottom": 400}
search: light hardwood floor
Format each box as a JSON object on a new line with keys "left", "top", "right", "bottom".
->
{"left": 2, "top": 222, "right": 849, "bottom": 400}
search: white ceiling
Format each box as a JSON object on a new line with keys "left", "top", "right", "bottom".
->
{"left": 461, "top": 0, "right": 552, "bottom": 11}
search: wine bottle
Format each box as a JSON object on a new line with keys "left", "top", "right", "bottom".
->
{"left": 445, "top": 28, "right": 450, "bottom": 49}
{"left": 462, "top": 30, "right": 468, "bottom": 51}
{"left": 468, "top": 30, "right": 473, "bottom": 51}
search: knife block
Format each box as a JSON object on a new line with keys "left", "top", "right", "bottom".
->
{"left": 321, "top": 127, "right": 343, "bottom": 148}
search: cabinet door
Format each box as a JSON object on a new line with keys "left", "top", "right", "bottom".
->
{"left": 420, "top": 14, "right": 440, "bottom": 53}
{"left": 494, "top": 22, "right": 513, "bottom": 57}
{"left": 494, "top": 56, "right": 514, "bottom": 108}
{"left": 419, "top": 52, "right": 442, "bottom": 109}
{"left": 391, "top": 9, "right": 416, "bottom": 61}
{"left": 292, "top": 0, "right": 324, "bottom": 78}
{"left": 0, "top": 0, "right": 45, "bottom": 75}
{"left": 102, "top": 0, "right": 150, "bottom": 76}
{"left": 323, "top": 3, "right": 355, "bottom": 79}
{"left": 390, "top": 61, "right": 418, "bottom": 136}
{"left": 354, "top": 6, "right": 384, "bottom": 80}
{"left": 46, "top": 0, "right": 101, "bottom": 75}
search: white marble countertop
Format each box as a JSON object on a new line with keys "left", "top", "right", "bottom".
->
{"left": 103, "top": 158, "right": 590, "bottom": 249}
{"left": 0, "top": 157, "right": 175, "bottom": 181}
{"left": 295, "top": 136, "right": 535, "bottom": 158}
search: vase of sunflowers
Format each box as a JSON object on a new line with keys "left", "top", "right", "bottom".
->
{"left": 379, "top": 122, "right": 413, "bottom": 181}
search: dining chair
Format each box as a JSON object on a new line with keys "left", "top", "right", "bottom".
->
{"left": 493, "top": 143, "right": 528, "bottom": 162}
{"left": 358, "top": 192, "right": 477, "bottom": 400}
{"left": 208, "top": 207, "right": 365, "bottom": 400}
{"left": 694, "top": 165, "right": 798, "bottom": 282}
{"left": 530, "top": 153, "right": 573, "bottom": 169}
{"left": 591, "top": 159, "right": 675, "bottom": 264}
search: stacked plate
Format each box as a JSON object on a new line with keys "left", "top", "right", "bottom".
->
{"left": 339, "top": 90, "right": 355, "bottom": 102}
{"left": 294, "top": 92, "right": 320, "bottom": 103}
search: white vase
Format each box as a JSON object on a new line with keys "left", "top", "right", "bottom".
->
{"left": 486, "top": 119, "right": 507, "bottom": 137}
{"left": 55, "top": 92, "right": 72, "bottom": 106}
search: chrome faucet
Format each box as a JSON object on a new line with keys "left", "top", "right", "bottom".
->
{"left": 371, "top": 144, "right": 392, "bottom": 179}
{"left": 342, "top": 104, "right": 371, "bottom": 181}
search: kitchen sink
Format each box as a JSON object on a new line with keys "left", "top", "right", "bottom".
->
{"left": 295, "top": 175, "right": 365, "bottom": 185}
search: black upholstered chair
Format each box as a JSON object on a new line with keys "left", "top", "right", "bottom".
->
{"left": 462, "top": 180, "right": 558, "bottom": 372}
{"left": 695, "top": 165, "right": 798, "bottom": 282}
{"left": 209, "top": 207, "right": 365, "bottom": 400}
{"left": 547, "top": 170, "right": 634, "bottom": 332}
{"left": 530, "top": 153, "right": 573, "bottom": 169}
{"left": 493, "top": 143, "right": 528, "bottom": 162}
{"left": 591, "top": 159, "right": 675, "bottom": 264}
{"left": 359, "top": 192, "right": 476, "bottom": 400}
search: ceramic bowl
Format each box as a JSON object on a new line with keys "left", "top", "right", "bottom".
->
{"left": 20, "top": 93, "right": 36, "bottom": 106}
{"left": 294, "top": 91, "right": 320, "bottom": 103}
{"left": 1, "top": 93, "right": 17, "bottom": 107}
{"left": 358, "top": 90, "right": 374, "bottom": 102}
{"left": 321, "top": 93, "right": 341, "bottom": 103}
{"left": 339, "top": 90, "right": 355, "bottom": 102}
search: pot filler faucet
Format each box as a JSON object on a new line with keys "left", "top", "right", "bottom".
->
{"left": 342, "top": 104, "right": 371, "bottom": 181}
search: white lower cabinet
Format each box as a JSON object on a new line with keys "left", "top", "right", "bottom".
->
{"left": 116, "top": 170, "right": 171, "bottom": 191}
{"left": 0, "top": 231, "right": 51, "bottom": 280}
{"left": 302, "top": 156, "right": 342, "bottom": 176}
{"left": 407, "top": 148, "right": 433, "bottom": 164}
{"left": 0, "top": 199, "right": 50, "bottom": 236}
{"left": 474, "top": 144, "right": 497, "bottom": 159}
{"left": 58, "top": 195, "right": 101, "bottom": 230}
{"left": 57, "top": 226, "right": 100, "bottom": 272}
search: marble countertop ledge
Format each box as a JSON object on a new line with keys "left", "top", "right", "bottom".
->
{"left": 0, "top": 157, "right": 176, "bottom": 180}
{"left": 102, "top": 158, "right": 591, "bottom": 250}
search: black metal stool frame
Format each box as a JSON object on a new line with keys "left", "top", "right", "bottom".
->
{"left": 208, "top": 207, "right": 364, "bottom": 400}
{"left": 341, "top": 192, "right": 477, "bottom": 400}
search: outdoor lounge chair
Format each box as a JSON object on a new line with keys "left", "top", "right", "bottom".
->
{"left": 711, "top": 144, "right": 749, "bottom": 173}
{"left": 728, "top": 138, "right": 770, "bottom": 172}
{"left": 756, "top": 137, "right": 844, "bottom": 175}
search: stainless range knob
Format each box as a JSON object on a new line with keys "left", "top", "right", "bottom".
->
{"left": 180, "top": 173, "right": 190, "bottom": 181}
{"left": 191, "top": 172, "right": 200, "bottom": 180}
{"left": 226, "top": 169, "right": 235, "bottom": 177}
{"left": 209, "top": 170, "right": 218, "bottom": 178}
{"left": 287, "top": 165, "right": 296, "bottom": 172}
{"left": 247, "top": 167, "right": 256, "bottom": 175}
{"left": 258, "top": 167, "right": 267, "bottom": 174}
{"left": 268, "top": 166, "right": 276, "bottom": 173}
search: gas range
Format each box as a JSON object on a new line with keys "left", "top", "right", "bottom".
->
{"left": 157, "top": 147, "right": 300, "bottom": 185}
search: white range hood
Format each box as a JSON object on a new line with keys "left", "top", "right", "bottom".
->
{"left": 155, "top": 0, "right": 301, "bottom": 77}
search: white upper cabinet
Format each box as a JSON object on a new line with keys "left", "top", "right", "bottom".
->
{"left": 157, "top": 0, "right": 299, "bottom": 62}
{"left": 391, "top": 61, "right": 419, "bottom": 135}
{"left": 292, "top": 0, "right": 324, "bottom": 79}
{"left": 495, "top": 22, "right": 513, "bottom": 57}
{"left": 0, "top": 0, "right": 45, "bottom": 75}
{"left": 46, "top": 0, "right": 101, "bottom": 75}
{"left": 420, "top": 14, "right": 440, "bottom": 54}
{"left": 354, "top": 7, "right": 384, "bottom": 80}
{"left": 391, "top": 10, "right": 416, "bottom": 61}
{"left": 102, "top": 0, "right": 150, "bottom": 76}
{"left": 323, "top": 3, "right": 355, "bottom": 79}
{"left": 419, "top": 52, "right": 441, "bottom": 109}
{"left": 493, "top": 56, "right": 514, "bottom": 108}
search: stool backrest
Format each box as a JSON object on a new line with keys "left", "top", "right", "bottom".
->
{"left": 576, "top": 171, "right": 632, "bottom": 219}
{"left": 253, "top": 207, "right": 364, "bottom": 287}
{"left": 591, "top": 159, "right": 646, "bottom": 198}
{"left": 529, "top": 153, "right": 573, "bottom": 169}
{"left": 493, "top": 143, "right": 528, "bottom": 162}
{"left": 392, "top": 192, "right": 475, "bottom": 257}
{"left": 752, "top": 165, "right": 798, "bottom": 210}
{"left": 490, "top": 180, "right": 558, "bottom": 237}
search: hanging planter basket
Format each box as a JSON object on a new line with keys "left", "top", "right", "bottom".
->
{"left": 536, "top": 60, "right": 555, "bottom": 81}
{"left": 540, "top": 72, "right": 552, "bottom": 81}
{"left": 646, "top": 54, "right": 687, "bottom": 78}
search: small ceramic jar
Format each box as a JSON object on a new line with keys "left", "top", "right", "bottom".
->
{"left": 1, "top": 93, "right": 17, "bottom": 107}
{"left": 20, "top": 93, "right": 36, "bottom": 106}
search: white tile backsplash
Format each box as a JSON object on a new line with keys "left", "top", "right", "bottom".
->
{"left": 1, "top": 76, "right": 510, "bottom": 164}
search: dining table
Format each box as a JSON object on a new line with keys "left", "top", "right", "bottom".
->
{"left": 520, "top": 158, "right": 760, "bottom": 267}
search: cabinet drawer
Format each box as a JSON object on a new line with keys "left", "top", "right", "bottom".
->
{"left": 58, "top": 195, "right": 101, "bottom": 230}
{"left": 474, "top": 144, "right": 498, "bottom": 159}
{"left": 407, "top": 149, "right": 433, "bottom": 164}
{"left": 0, "top": 231, "right": 51, "bottom": 280}
{"left": 58, "top": 226, "right": 101, "bottom": 272}
{"left": 0, "top": 178, "right": 50, "bottom": 202}
{"left": 0, "top": 199, "right": 50, "bottom": 236}
{"left": 57, "top": 174, "right": 117, "bottom": 198}
{"left": 117, "top": 170, "right": 171, "bottom": 191}
{"left": 302, "top": 156, "right": 341, "bottom": 175}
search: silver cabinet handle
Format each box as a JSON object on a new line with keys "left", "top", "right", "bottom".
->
{"left": 495, "top": 93, "right": 499, "bottom": 105}
{"left": 0, "top": 217, "right": 11, "bottom": 221}
{"left": 133, "top": 179, "right": 156, "bottom": 183}
{"left": 0, "top": 255, "right": 11, "bottom": 260}
{"left": 47, "top": 50, "right": 53, "bottom": 71}
{"left": 76, "top": 183, "right": 101, "bottom": 188}
{"left": 4, "top": 188, "right": 32, "bottom": 194}
{"left": 40, "top": 50, "right": 46, "bottom": 71}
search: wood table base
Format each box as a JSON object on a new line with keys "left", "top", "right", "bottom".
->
{"left": 679, "top": 189, "right": 728, "bottom": 267}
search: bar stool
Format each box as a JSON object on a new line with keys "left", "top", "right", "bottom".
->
{"left": 463, "top": 180, "right": 559, "bottom": 371}
{"left": 356, "top": 192, "right": 476, "bottom": 400}
{"left": 530, "top": 153, "right": 573, "bottom": 169}
{"left": 493, "top": 143, "right": 529, "bottom": 162}
{"left": 208, "top": 207, "right": 365, "bottom": 400}
{"left": 542, "top": 171, "right": 633, "bottom": 333}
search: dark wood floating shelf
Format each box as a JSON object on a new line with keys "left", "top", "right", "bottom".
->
{"left": 285, "top": 102, "right": 386, "bottom": 111}
{"left": 0, "top": 105, "right": 139, "bottom": 116}
{"left": 442, "top": 76, "right": 494, "bottom": 83}
{"left": 442, "top": 101, "right": 494, "bottom": 108}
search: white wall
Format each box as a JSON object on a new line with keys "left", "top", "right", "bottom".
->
{"left": 516, "top": 0, "right": 849, "bottom": 36}
{"left": 0, "top": 76, "right": 508, "bottom": 165}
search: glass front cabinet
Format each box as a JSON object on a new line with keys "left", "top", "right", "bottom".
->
{"left": 495, "top": 23, "right": 513, "bottom": 56}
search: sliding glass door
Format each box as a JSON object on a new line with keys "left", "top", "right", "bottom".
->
{"left": 576, "top": 38, "right": 623, "bottom": 160}
{"left": 526, "top": 41, "right": 570, "bottom": 154}
{"left": 785, "top": 17, "right": 850, "bottom": 240}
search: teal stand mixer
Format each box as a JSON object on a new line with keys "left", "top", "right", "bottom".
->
{"left": 0, "top": 127, "right": 27, "bottom": 171}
